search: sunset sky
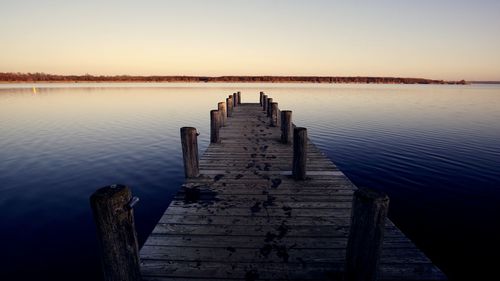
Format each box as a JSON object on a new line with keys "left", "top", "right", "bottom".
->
{"left": 1, "top": 0, "right": 499, "bottom": 80}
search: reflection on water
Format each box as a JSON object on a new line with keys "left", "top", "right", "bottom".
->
{"left": 0, "top": 83, "right": 499, "bottom": 280}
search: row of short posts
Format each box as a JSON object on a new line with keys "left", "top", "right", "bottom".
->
{"left": 87, "top": 92, "right": 242, "bottom": 281}
{"left": 260, "top": 91, "right": 390, "bottom": 281}
{"left": 184, "top": 92, "right": 242, "bottom": 179}
{"left": 260, "top": 91, "right": 306, "bottom": 180}
{"left": 212, "top": 92, "right": 240, "bottom": 144}
{"left": 90, "top": 91, "right": 389, "bottom": 281}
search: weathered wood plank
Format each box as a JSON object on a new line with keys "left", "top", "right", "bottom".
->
{"left": 144, "top": 234, "right": 416, "bottom": 249}
{"left": 162, "top": 206, "right": 353, "bottom": 217}
{"left": 140, "top": 246, "right": 430, "bottom": 264}
{"left": 149, "top": 223, "right": 410, "bottom": 238}
{"left": 140, "top": 260, "right": 445, "bottom": 280}
{"left": 172, "top": 194, "right": 355, "bottom": 203}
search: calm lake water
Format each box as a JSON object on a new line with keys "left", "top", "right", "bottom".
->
{"left": 0, "top": 83, "right": 499, "bottom": 280}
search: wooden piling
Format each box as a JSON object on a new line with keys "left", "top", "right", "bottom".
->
{"left": 218, "top": 102, "right": 227, "bottom": 127}
{"left": 280, "top": 110, "right": 292, "bottom": 144}
{"left": 90, "top": 184, "right": 141, "bottom": 281}
{"left": 180, "top": 127, "right": 199, "bottom": 178}
{"left": 237, "top": 91, "right": 241, "bottom": 104}
{"left": 266, "top": 98, "right": 273, "bottom": 117}
{"left": 292, "top": 127, "right": 307, "bottom": 180}
{"left": 345, "top": 188, "right": 390, "bottom": 281}
{"left": 262, "top": 95, "right": 268, "bottom": 111}
{"left": 270, "top": 102, "right": 279, "bottom": 127}
{"left": 227, "top": 96, "right": 233, "bottom": 117}
{"left": 259, "top": 92, "right": 264, "bottom": 105}
{"left": 210, "top": 110, "right": 221, "bottom": 143}
{"left": 233, "top": 93, "right": 238, "bottom": 107}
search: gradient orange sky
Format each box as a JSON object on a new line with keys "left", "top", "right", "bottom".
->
{"left": 1, "top": 0, "right": 500, "bottom": 80}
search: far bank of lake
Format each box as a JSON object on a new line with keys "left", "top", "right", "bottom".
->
{"left": 0, "top": 83, "right": 498, "bottom": 280}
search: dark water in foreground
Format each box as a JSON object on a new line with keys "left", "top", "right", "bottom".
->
{"left": 0, "top": 83, "right": 499, "bottom": 280}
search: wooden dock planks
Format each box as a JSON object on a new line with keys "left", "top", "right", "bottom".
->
{"left": 140, "top": 103, "right": 446, "bottom": 280}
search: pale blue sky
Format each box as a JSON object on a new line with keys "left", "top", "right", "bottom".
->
{"left": 1, "top": 0, "right": 499, "bottom": 80}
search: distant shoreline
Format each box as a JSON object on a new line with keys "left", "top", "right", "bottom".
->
{"left": 0, "top": 73, "right": 467, "bottom": 85}
{"left": 468, "top": 81, "right": 500, "bottom": 84}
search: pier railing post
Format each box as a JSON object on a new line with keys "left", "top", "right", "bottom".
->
{"left": 237, "top": 91, "right": 241, "bottom": 104}
{"left": 210, "top": 110, "right": 221, "bottom": 143}
{"left": 227, "top": 96, "right": 233, "bottom": 117}
{"left": 267, "top": 98, "right": 273, "bottom": 117}
{"left": 90, "top": 184, "right": 141, "bottom": 281}
{"left": 292, "top": 127, "right": 307, "bottom": 180}
{"left": 233, "top": 93, "right": 238, "bottom": 107}
{"left": 281, "top": 110, "right": 292, "bottom": 144}
{"left": 271, "top": 102, "right": 279, "bottom": 127}
{"left": 218, "top": 102, "right": 227, "bottom": 127}
{"left": 260, "top": 91, "right": 264, "bottom": 105}
{"left": 345, "top": 188, "right": 390, "bottom": 281}
{"left": 180, "top": 127, "right": 199, "bottom": 178}
{"left": 262, "top": 95, "right": 268, "bottom": 111}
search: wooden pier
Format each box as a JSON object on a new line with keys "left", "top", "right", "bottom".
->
{"left": 91, "top": 92, "right": 446, "bottom": 281}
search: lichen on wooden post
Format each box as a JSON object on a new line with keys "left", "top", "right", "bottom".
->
{"left": 232, "top": 93, "right": 238, "bottom": 107}
{"left": 292, "top": 127, "right": 307, "bottom": 180}
{"left": 227, "top": 96, "right": 234, "bottom": 117}
{"left": 280, "top": 110, "right": 292, "bottom": 144}
{"left": 218, "top": 102, "right": 227, "bottom": 127}
{"left": 345, "top": 188, "right": 390, "bottom": 281}
{"left": 267, "top": 98, "right": 273, "bottom": 117}
{"left": 271, "top": 102, "right": 279, "bottom": 127}
{"left": 90, "top": 184, "right": 141, "bottom": 281}
{"left": 180, "top": 127, "right": 199, "bottom": 178}
{"left": 210, "top": 110, "right": 221, "bottom": 143}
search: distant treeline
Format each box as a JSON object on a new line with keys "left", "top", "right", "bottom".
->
{"left": 469, "top": 81, "right": 500, "bottom": 84}
{"left": 0, "top": 72, "right": 467, "bottom": 84}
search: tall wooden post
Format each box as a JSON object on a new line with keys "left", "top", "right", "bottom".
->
{"left": 262, "top": 95, "right": 268, "bottom": 111}
{"left": 227, "top": 96, "right": 233, "bottom": 117}
{"left": 267, "top": 98, "right": 273, "bottom": 117}
{"left": 180, "top": 127, "right": 199, "bottom": 178}
{"left": 210, "top": 110, "right": 221, "bottom": 143}
{"left": 237, "top": 91, "right": 241, "bottom": 104}
{"left": 218, "top": 102, "right": 227, "bottom": 127}
{"left": 281, "top": 110, "right": 292, "bottom": 144}
{"left": 259, "top": 92, "right": 264, "bottom": 106}
{"left": 292, "top": 127, "right": 307, "bottom": 180}
{"left": 345, "top": 188, "right": 390, "bottom": 281}
{"left": 270, "top": 102, "right": 279, "bottom": 127}
{"left": 90, "top": 184, "right": 141, "bottom": 281}
{"left": 232, "top": 93, "right": 238, "bottom": 107}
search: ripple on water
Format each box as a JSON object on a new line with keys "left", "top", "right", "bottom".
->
{"left": 0, "top": 84, "right": 499, "bottom": 280}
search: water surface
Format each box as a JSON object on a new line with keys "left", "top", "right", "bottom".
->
{"left": 1, "top": 83, "right": 499, "bottom": 280}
